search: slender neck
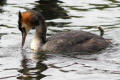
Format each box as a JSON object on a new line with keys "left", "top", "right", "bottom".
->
{"left": 34, "top": 20, "right": 47, "bottom": 44}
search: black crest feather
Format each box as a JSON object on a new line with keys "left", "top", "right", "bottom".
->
{"left": 18, "top": 11, "right": 22, "bottom": 31}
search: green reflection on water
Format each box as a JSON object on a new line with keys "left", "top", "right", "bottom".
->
{"left": 32, "top": 0, "right": 69, "bottom": 20}
{"left": 17, "top": 52, "right": 48, "bottom": 80}
{"left": 0, "top": 24, "right": 15, "bottom": 28}
{"left": 0, "top": 33, "right": 7, "bottom": 39}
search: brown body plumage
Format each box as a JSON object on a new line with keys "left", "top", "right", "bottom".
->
{"left": 18, "top": 10, "right": 110, "bottom": 53}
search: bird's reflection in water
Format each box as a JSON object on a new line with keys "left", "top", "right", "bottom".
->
{"left": 17, "top": 50, "right": 48, "bottom": 80}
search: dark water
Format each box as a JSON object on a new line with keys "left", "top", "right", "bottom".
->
{"left": 0, "top": 0, "right": 120, "bottom": 80}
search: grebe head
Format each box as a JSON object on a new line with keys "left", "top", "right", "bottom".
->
{"left": 18, "top": 11, "right": 46, "bottom": 48}
{"left": 18, "top": 11, "right": 37, "bottom": 48}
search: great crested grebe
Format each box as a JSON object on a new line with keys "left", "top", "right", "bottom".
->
{"left": 18, "top": 10, "right": 109, "bottom": 53}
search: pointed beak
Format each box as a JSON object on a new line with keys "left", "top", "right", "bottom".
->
{"left": 21, "top": 32, "right": 27, "bottom": 48}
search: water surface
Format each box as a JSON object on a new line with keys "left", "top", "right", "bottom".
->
{"left": 0, "top": 0, "right": 120, "bottom": 80}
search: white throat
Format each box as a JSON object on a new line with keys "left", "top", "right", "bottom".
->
{"left": 30, "top": 36, "right": 41, "bottom": 52}
{"left": 30, "top": 25, "right": 46, "bottom": 52}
